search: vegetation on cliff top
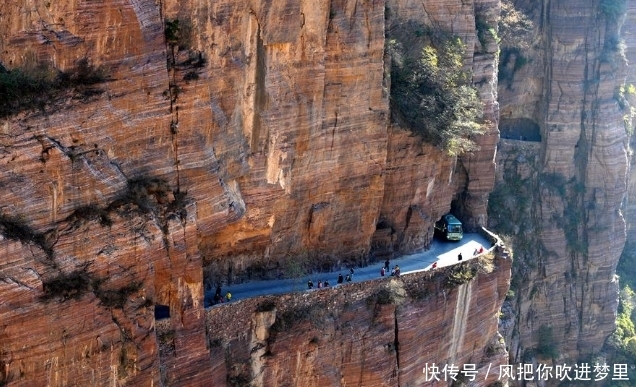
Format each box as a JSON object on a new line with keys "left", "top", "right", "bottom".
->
{"left": 390, "top": 32, "right": 485, "bottom": 156}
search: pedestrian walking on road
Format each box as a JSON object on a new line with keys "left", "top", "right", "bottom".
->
{"left": 308, "top": 279, "right": 314, "bottom": 289}
{"left": 384, "top": 259, "right": 390, "bottom": 271}
{"left": 337, "top": 273, "right": 344, "bottom": 284}
{"left": 458, "top": 253, "right": 463, "bottom": 261}
{"left": 216, "top": 285, "right": 222, "bottom": 297}
{"left": 349, "top": 268, "right": 354, "bottom": 278}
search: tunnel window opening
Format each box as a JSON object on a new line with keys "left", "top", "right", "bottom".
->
{"left": 155, "top": 304, "right": 170, "bottom": 320}
{"left": 500, "top": 118, "right": 541, "bottom": 142}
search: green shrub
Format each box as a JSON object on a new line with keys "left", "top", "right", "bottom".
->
{"left": 535, "top": 325, "right": 559, "bottom": 359}
{"left": 0, "top": 214, "right": 53, "bottom": 258}
{"left": 270, "top": 303, "right": 325, "bottom": 332}
{"left": 0, "top": 65, "right": 53, "bottom": 117}
{"left": 600, "top": 0, "right": 628, "bottom": 20}
{"left": 498, "top": 0, "right": 533, "bottom": 50}
{"left": 476, "top": 17, "right": 499, "bottom": 48}
{"left": 66, "top": 204, "right": 112, "bottom": 229}
{"left": 0, "top": 59, "right": 107, "bottom": 117}
{"left": 539, "top": 172, "right": 567, "bottom": 197}
{"left": 165, "top": 19, "right": 192, "bottom": 51}
{"left": 255, "top": 299, "right": 277, "bottom": 312}
{"left": 375, "top": 289, "right": 394, "bottom": 305}
{"left": 41, "top": 268, "right": 92, "bottom": 301}
{"left": 391, "top": 35, "right": 485, "bottom": 155}
{"left": 446, "top": 265, "right": 477, "bottom": 286}
{"left": 94, "top": 282, "right": 142, "bottom": 309}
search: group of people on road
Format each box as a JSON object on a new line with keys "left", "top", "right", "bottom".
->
{"left": 212, "top": 285, "right": 232, "bottom": 305}
{"left": 379, "top": 259, "right": 402, "bottom": 277}
{"left": 380, "top": 259, "right": 400, "bottom": 277}
{"left": 308, "top": 268, "right": 354, "bottom": 290}
{"left": 210, "top": 245, "right": 480, "bottom": 306}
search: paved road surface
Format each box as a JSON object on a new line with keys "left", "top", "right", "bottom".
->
{"left": 205, "top": 233, "right": 492, "bottom": 308}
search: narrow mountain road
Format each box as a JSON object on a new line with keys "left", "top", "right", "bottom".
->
{"left": 205, "top": 233, "right": 492, "bottom": 308}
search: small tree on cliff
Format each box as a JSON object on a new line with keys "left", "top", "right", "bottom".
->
{"left": 390, "top": 35, "right": 485, "bottom": 156}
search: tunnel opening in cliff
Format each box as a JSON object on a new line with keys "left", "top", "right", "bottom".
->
{"left": 155, "top": 304, "right": 170, "bottom": 320}
{"left": 499, "top": 118, "right": 541, "bottom": 142}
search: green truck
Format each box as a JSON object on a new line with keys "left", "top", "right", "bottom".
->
{"left": 435, "top": 214, "right": 463, "bottom": 241}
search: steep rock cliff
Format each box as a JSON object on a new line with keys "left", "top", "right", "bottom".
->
{"left": 0, "top": 0, "right": 502, "bottom": 385}
{"left": 494, "top": 0, "right": 632, "bottom": 366}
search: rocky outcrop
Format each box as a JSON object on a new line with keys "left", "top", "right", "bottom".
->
{"left": 371, "top": 0, "right": 500, "bottom": 257}
{"left": 494, "top": 0, "right": 632, "bottom": 365}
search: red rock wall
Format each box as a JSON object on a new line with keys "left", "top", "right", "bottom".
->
{"left": 0, "top": 0, "right": 502, "bottom": 385}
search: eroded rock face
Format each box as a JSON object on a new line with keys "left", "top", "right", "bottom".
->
{"left": 494, "top": 0, "right": 632, "bottom": 364}
{"left": 0, "top": 0, "right": 501, "bottom": 385}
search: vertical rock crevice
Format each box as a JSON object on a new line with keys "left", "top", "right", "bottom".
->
{"left": 393, "top": 306, "right": 400, "bottom": 386}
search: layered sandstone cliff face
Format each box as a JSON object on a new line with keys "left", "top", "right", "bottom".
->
{"left": 494, "top": 0, "right": 633, "bottom": 367}
{"left": 623, "top": 1, "right": 636, "bottom": 244}
{"left": 0, "top": 0, "right": 502, "bottom": 385}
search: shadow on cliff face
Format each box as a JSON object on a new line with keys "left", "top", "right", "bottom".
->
{"left": 0, "top": 58, "right": 110, "bottom": 118}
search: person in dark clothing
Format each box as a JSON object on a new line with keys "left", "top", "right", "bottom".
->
{"left": 216, "top": 285, "right": 222, "bottom": 296}
{"left": 337, "top": 273, "right": 344, "bottom": 284}
{"left": 318, "top": 280, "right": 323, "bottom": 288}
{"left": 345, "top": 274, "right": 352, "bottom": 282}
{"left": 384, "top": 259, "right": 390, "bottom": 271}
{"left": 308, "top": 279, "right": 314, "bottom": 289}
{"left": 458, "top": 253, "right": 463, "bottom": 261}
{"left": 324, "top": 280, "right": 330, "bottom": 287}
